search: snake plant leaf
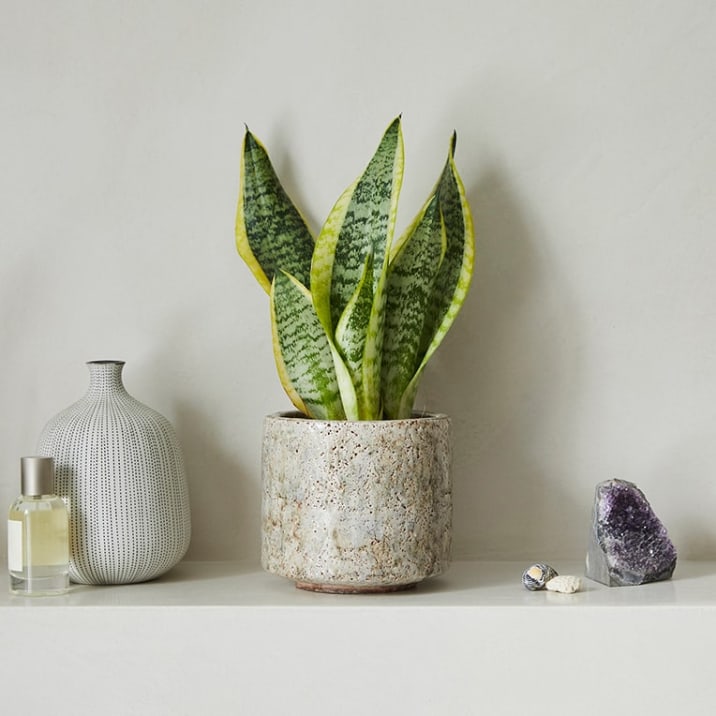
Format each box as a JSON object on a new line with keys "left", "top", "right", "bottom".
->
{"left": 310, "top": 116, "right": 404, "bottom": 420}
{"left": 384, "top": 134, "right": 475, "bottom": 419}
{"left": 418, "top": 134, "right": 474, "bottom": 365}
{"left": 236, "top": 128, "right": 315, "bottom": 293}
{"left": 381, "top": 195, "right": 445, "bottom": 419}
{"left": 334, "top": 250, "right": 374, "bottom": 415}
{"left": 311, "top": 116, "right": 404, "bottom": 334}
{"left": 270, "top": 271, "right": 345, "bottom": 420}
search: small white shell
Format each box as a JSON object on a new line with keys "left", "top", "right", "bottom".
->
{"left": 545, "top": 575, "right": 582, "bottom": 594}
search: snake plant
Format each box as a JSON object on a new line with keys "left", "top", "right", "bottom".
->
{"left": 235, "top": 117, "right": 474, "bottom": 420}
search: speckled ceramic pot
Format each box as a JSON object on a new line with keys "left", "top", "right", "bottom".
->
{"left": 261, "top": 411, "right": 452, "bottom": 593}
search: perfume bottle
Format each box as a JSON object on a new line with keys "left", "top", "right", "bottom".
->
{"left": 7, "top": 456, "right": 70, "bottom": 596}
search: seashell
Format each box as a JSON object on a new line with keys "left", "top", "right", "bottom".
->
{"left": 545, "top": 575, "right": 582, "bottom": 594}
{"left": 522, "top": 563, "right": 558, "bottom": 591}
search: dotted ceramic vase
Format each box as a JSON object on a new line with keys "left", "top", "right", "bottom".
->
{"left": 37, "top": 361, "right": 191, "bottom": 585}
{"left": 262, "top": 411, "right": 452, "bottom": 593}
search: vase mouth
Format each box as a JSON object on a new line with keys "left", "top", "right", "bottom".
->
{"left": 87, "top": 360, "right": 126, "bottom": 366}
{"left": 266, "top": 410, "right": 449, "bottom": 424}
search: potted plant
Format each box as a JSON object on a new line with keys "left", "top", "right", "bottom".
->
{"left": 235, "top": 116, "right": 474, "bottom": 592}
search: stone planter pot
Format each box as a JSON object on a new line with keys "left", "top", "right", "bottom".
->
{"left": 261, "top": 411, "right": 451, "bottom": 593}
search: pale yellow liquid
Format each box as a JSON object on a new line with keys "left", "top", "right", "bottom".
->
{"left": 8, "top": 496, "right": 69, "bottom": 595}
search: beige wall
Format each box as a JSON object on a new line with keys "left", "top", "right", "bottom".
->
{"left": 1, "top": 0, "right": 715, "bottom": 562}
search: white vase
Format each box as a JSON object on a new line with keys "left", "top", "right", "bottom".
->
{"left": 262, "top": 411, "right": 452, "bottom": 593}
{"left": 37, "top": 360, "right": 191, "bottom": 584}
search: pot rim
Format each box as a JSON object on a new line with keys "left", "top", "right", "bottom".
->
{"left": 265, "top": 410, "right": 449, "bottom": 424}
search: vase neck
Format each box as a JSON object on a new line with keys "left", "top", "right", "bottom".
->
{"left": 85, "top": 361, "right": 128, "bottom": 398}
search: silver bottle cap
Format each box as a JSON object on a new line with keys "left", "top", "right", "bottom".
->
{"left": 20, "top": 456, "right": 56, "bottom": 496}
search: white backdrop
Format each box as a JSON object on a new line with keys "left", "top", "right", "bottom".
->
{"left": 1, "top": 0, "right": 715, "bottom": 563}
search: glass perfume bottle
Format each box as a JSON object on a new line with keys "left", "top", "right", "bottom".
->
{"left": 7, "top": 456, "right": 70, "bottom": 596}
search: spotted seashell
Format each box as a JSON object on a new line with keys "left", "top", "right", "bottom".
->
{"left": 522, "top": 563, "right": 558, "bottom": 591}
{"left": 545, "top": 575, "right": 581, "bottom": 594}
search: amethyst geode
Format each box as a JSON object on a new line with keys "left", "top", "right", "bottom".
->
{"left": 585, "top": 479, "right": 677, "bottom": 587}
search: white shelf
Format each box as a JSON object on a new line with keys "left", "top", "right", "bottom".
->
{"left": 2, "top": 559, "right": 715, "bottom": 607}
{"left": 4, "top": 561, "right": 716, "bottom": 715}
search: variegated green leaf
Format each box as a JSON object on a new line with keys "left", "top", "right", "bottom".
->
{"left": 310, "top": 117, "right": 404, "bottom": 420}
{"left": 311, "top": 116, "right": 404, "bottom": 334}
{"left": 236, "top": 129, "right": 314, "bottom": 293}
{"left": 383, "top": 135, "right": 475, "bottom": 418}
{"left": 381, "top": 195, "right": 445, "bottom": 419}
{"left": 360, "top": 286, "right": 388, "bottom": 419}
{"left": 270, "top": 272, "right": 345, "bottom": 420}
{"left": 334, "top": 250, "right": 374, "bottom": 414}
{"left": 418, "top": 134, "right": 474, "bottom": 364}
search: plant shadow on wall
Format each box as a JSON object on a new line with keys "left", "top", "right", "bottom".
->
{"left": 131, "top": 304, "right": 261, "bottom": 561}
{"left": 143, "top": 334, "right": 259, "bottom": 562}
{"left": 422, "top": 166, "right": 584, "bottom": 560}
{"left": 171, "top": 400, "right": 259, "bottom": 561}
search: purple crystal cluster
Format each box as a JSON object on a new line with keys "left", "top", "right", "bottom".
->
{"left": 585, "top": 479, "right": 677, "bottom": 587}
